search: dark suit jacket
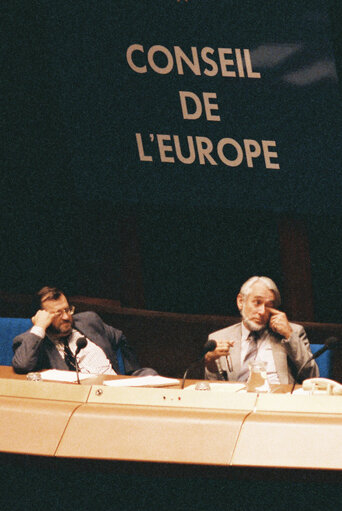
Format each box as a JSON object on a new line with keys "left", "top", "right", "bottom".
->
{"left": 12, "top": 311, "right": 156, "bottom": 376}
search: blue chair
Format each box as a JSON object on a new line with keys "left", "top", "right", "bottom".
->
{"left": 310, "top": 344, "right": 332, "bottom": 378}
{"left": 0, "top": 318, "right": 33, "bottom": 366}
{"left": 116, "top": 347, "right": 125, "bottom": 375}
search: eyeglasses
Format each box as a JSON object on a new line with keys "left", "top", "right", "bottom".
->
{"left": 53, "top": 305, "right": 75, "bottom": 317}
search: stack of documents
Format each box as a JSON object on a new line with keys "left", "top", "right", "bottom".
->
{"left": 39, "top": 370, "right": 179, "bottom": 387}
{"left": 103, "top": 375, "right": 180, "bottom": 387}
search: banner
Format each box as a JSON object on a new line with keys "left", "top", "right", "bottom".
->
{"left": 50, "top": 0, "right": 342, "bottom": 213}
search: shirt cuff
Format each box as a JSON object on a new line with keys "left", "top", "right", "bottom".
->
{"left": 30, "top": 325, "right": 46, "bottom": 338}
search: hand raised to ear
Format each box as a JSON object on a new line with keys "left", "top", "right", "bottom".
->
{"left": 32, "top": 309, "right": 56, "bottom": 330}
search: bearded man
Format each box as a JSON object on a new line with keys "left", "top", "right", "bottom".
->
{"left": 204, "top": 276, "right": 319, "bottom": 384}
{"left": 12, "top": 286, "right": 157, "bottom": 377}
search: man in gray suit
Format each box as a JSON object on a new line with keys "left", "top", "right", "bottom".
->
{"left": 12, "top": 286, "right": 157, "bottom": 376}
{"left": 205, "top": 276, "right": 319, "bottom": 384}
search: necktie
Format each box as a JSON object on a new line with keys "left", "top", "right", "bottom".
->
{"left": 63, "top": 338, "right": 76, "bottom": 371}
{"left": 237, "top": 331, "right": 259, "bottom": 382}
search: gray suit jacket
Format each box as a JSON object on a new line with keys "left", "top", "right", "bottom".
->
{"left": 206, "top": 322, "right": 319, "bottom": 384}
{"left": 12, "top": 311, "right": 157, "bottom": 376}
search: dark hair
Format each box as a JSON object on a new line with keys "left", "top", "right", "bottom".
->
{"left": 32, "top": 286, "right": 66, "bottom": 314}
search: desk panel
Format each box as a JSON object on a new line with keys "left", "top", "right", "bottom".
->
{"left": 232, "top": 393, "right": 342, "bottom": 469}
{"left": 56, "top": 387, "right": 256, "bottom": 463}
{"left": 0, "top": 377, "right": 91, "bottom": 402}
{"left": 56, "top": 402, "right": 251, "bottom": 464}
{"left": 87, "top": 385, "right": 257, "bottom": 410}
{"left": 0, "top": 397, "right": 81, "bottom": 455}
{"left": 0, "top": 377, "right": 91, "bottom": 455}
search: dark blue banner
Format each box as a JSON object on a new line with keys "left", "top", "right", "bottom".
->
{"left": 46, "top": 1, "right": 342, "bottom": 213}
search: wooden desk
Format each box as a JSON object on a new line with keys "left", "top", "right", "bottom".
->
{"left": 0, "top": 366, "right": 256, "bottom": 464}
{"left": 0, "top": 366, "right": 342, "bottom": 470}
{"left": 0, "top": 365, "right": 293, "bottom": 390}
{"left": 1, "top": 366, "right": 342, "bottom": 510}
{"left": 0, "top": 365, "right": 27, "bottom": 379}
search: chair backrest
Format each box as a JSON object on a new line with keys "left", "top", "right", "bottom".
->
{"left": 310, "top": 344, "right": 331, "bottom": 378}
{"left": 116, "top": 347, "right": 125, "bottom": 374}
{"left": 0, "top": 318, "right": 32, "bottom": 366}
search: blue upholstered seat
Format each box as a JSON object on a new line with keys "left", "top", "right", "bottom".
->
{"left": 310, "top": 344, "right": 331, "bottom": 378}
{"left": 0, "top": 317, "right": 33, "bottom": 366}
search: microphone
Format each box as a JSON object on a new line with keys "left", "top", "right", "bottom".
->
{"left": 209, "top": 338, "right": 233, "bottom": 381}
{"left": 291, "top": 336, "right": 340, "bottom": 393}
{"left": 181, "top": 340, "right": 217, "bottom": 389}
{"left": 75, "top": 337, "right": 88, "bottom": 384}
{"left": 75, "top": 337, "right": 87, "bottom": 355}
{"left": 200, "top": 340, "right": 217, "bottom": 358}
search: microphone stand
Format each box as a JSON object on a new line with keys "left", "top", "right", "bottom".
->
{"left": 181, "top": 340, "right": 217, "bottom": 389}
{"left": 181, "top": 361, "right": 200, "bottom": 389}
{"left": 75, "top": 356, "right": 81, "bottom": 385}
{"left": 290, "top": 358, "right": 310, "bottom": 394}
{"left": 74, "top": 337, "right": 88, "bottom": 385}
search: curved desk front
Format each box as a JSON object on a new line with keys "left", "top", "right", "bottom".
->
{"left": 0, "top": 367, "right": 342, "bottom": 470}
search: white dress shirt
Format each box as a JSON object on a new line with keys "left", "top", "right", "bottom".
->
{"left": 240, "top": 323, "right": 280, "bottom": 384}
{"left": 31, "top": 325, "right": 116, "bottom": 375}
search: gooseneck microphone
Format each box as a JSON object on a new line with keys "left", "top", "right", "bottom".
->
{"left": 200, "top": 340, "right": 217, "bottom": 358}
{"left": 75, "top": 337, "right": 88, "bottom": 384}
{"left": 181, "top": 340, "right": 217, "bottom": 389}
{"left": 75, "top": 337, "right": 87, "bottom": 355}
{"left": 290, "top": 336, "right": 340, "bottom": 393}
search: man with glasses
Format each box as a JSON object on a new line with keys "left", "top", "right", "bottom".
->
{"left": 12, "top": 286, "right": 157, "bottom": 376}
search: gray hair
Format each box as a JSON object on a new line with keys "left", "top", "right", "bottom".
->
{"left": 239, "top": 276, "right": 281, "bottom": 307}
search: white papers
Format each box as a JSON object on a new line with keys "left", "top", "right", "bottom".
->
{"left": 40, "top": 369, "right": 98, "bottom": 383}
{"left": 36, "top": 370, "right": 179, "bottom": 387}
{"left": 103, "top": 375, "right": 180, "bottom": 387}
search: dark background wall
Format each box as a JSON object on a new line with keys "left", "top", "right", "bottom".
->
{"left": 2, "top": 1, "right": 342, "bottom": 322}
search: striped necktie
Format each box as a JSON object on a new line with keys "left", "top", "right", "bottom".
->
{"left": 237, "top": 331, "right": 259, "bottom": 382}
{"left": 63, "top": 338, "right": 76, "bottom": 371}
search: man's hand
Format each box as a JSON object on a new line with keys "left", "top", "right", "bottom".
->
{"left": 267, "top": 307, "right": 293, "bottom": 339}
{"left": 205, "top": 339, "right": 234, "bottom": 364}
{"left": 31, "top": 309, "right": 56, "bottom": 331}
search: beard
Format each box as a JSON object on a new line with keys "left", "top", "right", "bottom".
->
{"left": 241, "top": 304, "right": 267, "bottom": 332}
{"left": 47, "top": 319, "right": 73, "bottom": 339}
